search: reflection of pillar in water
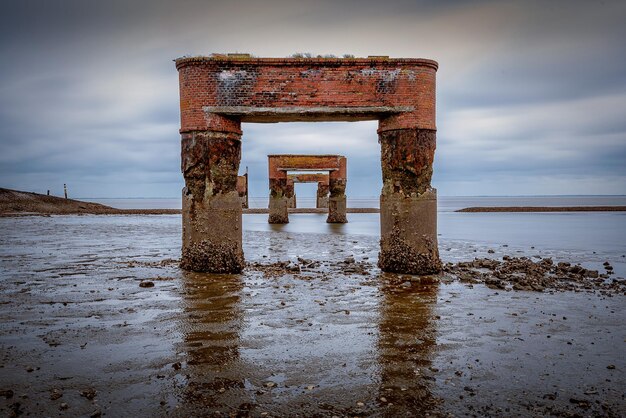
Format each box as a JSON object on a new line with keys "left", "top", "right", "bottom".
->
{"left": 377, "top": 279, "right": 439, "bottom": 415}
{"left": 177, "top": 273, "right": 249, "bottom": 410}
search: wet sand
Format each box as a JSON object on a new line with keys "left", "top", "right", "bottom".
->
{"left": 0, "top": 215, "right": 624, "bottom": 417}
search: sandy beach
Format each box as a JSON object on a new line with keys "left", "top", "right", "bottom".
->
{"left": 1, "top": 213, "right": 624, "bottom": 417}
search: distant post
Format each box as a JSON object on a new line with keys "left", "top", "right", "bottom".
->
{"left": 47, "top": 190, "right": 50, "bottom": 196}
{"left": 63, "top": 184, "right": 68, "bottom": 199}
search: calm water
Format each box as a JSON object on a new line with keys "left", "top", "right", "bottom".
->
{"left": 71, "top": 196, "right": 626, "bottom": 276}
{"left": 84, "top": 195, "right": 626, "bottom": 211}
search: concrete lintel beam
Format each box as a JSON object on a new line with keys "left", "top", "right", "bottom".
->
{"left": 279, "top": 167, "right": 337, "bottom": 172}
{"left": 204, "top": 106, "right": 414, "bottom": 122}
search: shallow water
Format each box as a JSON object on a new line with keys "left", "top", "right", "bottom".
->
{"left": 0, "top": 214, "right": 624, "bottom": 416}
{"left": 86, "top": 195, "right": 626, "bottom": 210}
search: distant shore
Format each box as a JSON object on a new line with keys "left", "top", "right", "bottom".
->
{"left": 456, "top": 206, "right": 626, "bottom": 212}
{"left": 2, "top": 188, "right": 626, "bottom": 216}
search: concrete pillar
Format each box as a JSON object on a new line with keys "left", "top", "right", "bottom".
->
{"left": 377, "top": 128, "right": 441, "bottom": 274}
{"left": 316, "top": 182, "right": 329, "bottom": 208}
{"left": 286, "top": 178, "right": 296, "bottom": 209}
{"left": 180, "top": 128, "right": 244, "bottom": 273}
{"left": 327, "top": 158, "right": 347, "bottom": 223}
{"left": 244, "top": 169, "right": 249, "bottom": 209}
{"left": 268, "top": 172, "right": 289, "bottom": 223}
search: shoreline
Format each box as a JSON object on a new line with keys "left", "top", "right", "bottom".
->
{"left": 456, "top": 206, "right": 626, "bottom": 212}
{"left": 4, "top": 206, "right": 626, "bottom": 217}
{"left": 3, "top": 188, "right": 626, "bottom": 216}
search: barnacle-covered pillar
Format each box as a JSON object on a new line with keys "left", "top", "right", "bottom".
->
{"left": 326, "top": 157, "right": 348, "bottom": 223}
{"left": 377, "top": 116, "right": 441, "bottom": 274}
{"left": 236, "top": 173, "right": 248, "bottom": 208}
{"left": 316, "top": 181, "right": 329, "bottom": 208}
{"left": 286, "top": 177, "right": 296, "bottom": 209}
{"left": 180, "top": 115, "right": 244, "bottom": 272}
{"left": 268, "top": 157, "right": 289, "bottom": 223}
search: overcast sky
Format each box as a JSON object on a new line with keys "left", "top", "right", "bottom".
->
{"left": 0, "top": 0, "right": 625, "bottom": 198}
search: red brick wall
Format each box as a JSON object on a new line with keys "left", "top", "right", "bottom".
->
{"left": 176, "top": 57, "right": 437, "bottom": 133}
{"left": 268, "top": 155, "right": 346, "bottom": 180}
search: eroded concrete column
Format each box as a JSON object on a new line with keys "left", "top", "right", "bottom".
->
{"left": 286, "top": 178, "right": 296, "bottom": 209}
{"left": 269, "top": 171, "right": 289, "bottom": 223}
{"left": 316, "top": 182, "right": 329, "bottom": 208}
{"left": 180, "top": 127, "right": 244, "bottom": 273}
{"left": 327, "top": 158, "right": 347, "bottom": 223}
{"left": 378, "top": 128, "right": 441, "bottom": 274}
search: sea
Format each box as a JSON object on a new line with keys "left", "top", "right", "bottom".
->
{"left": 80, "top": 195, "right": 626, "bottom": 276}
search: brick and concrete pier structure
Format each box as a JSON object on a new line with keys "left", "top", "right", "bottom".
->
{"left": 268, "top": 155, "right": 346, "bottom": 223}
{"left": 176, "top": 54, "right": 441, "bottom": 274}
{"left": 286, "top": 173, "right": 330, "bottom": 209}
{"left": 236, "top": 173, "right": 248, "bottom": 208}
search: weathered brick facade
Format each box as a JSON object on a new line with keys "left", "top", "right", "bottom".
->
{"left": 268, "top": 155, "right": 346, "bottom": 223}
{"left": 176, "top": 54, "right": 440, "bottom": 274}
{"left": 286, "top": 173, "right": 330, "bottom": 209}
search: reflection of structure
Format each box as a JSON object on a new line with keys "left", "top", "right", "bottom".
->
{"left": 268, "top": 155, "right": 344, "bottom": 224}
{"left": 286, "top": 173, "right": 330, "bottom": 209}
{"left": 236, "top": 168, "right": 248, "bottom": 208}
{"left": 377, "top": 279, "right": 439, "bottom": 415}
{"left": 177, "top": 272, "right": 248, "bottom": 410}
{"left": 176, "top": 55, "right": 441, "bottom": 274}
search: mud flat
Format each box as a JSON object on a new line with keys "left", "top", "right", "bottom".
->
{"left": 457, "top": 206, "right": 626, "bottom": 212}
{"left": 1, "top": 187, "right": 381, "bottom": 216}
{"left": 0, "top": 214, "right": 624, "bottom": 416}
{"left": 0, "top": 188, "right": 180, "bottom": 216}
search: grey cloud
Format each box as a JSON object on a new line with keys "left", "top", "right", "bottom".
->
{"left": 0, "top": 0, "right": 625, "bottom": 197}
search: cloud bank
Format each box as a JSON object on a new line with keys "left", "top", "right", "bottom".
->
{"left": 0, "top": 0, "right": 624, "bottom": 198}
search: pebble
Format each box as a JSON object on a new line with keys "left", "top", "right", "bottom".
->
{"left": 50, "top": 388, "right": 63, "bottom": 400}
{"left": 80, "top": 388, "right": 97, "bottom": 400}
{"left": 139, "top": 281, "right": 155, "bottom": 288}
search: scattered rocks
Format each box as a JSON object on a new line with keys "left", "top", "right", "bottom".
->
{"left": 80, "top": 388, "right": 97, "bottom": 400}
{"left": 444, "top": 256, "right": 624, "bottom": 294}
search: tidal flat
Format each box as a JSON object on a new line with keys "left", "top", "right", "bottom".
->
{"left": 0, "top": 214, "right": 624, "bottom": 417}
